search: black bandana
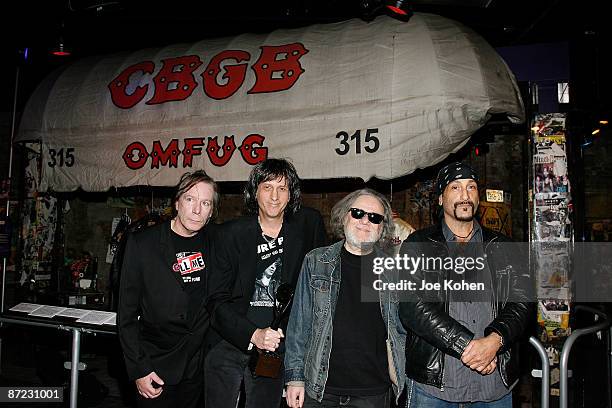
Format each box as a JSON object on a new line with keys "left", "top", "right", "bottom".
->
{"left": 436, "top": 162, "right": 479, "bottom": 195}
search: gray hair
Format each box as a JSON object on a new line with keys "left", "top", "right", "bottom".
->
{"left": 329, "top": 188, "right": 394, "bottom": 244}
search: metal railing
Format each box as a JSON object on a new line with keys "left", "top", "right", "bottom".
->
{"left": 530, "top": 335, "right": 550, "bottom": 408}
{"left": 559, "top": 305, "right": 611, "bottom": 408}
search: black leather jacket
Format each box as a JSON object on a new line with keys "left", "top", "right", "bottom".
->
{"left": 398, "top": 224, "right": 532, "bottom": 389}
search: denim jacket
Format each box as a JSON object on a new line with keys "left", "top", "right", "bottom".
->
{"left": 284, "top": 240, "right": 407, "bottom": 403}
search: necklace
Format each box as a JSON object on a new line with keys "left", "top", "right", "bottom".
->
{"left": 261, "top": 232, "right": 276, "bottom": 244}
{"left": 453, "top": 224, "right": 474, "bottom": 240}
{"left": 258, "top": 216, "right": 282, "bottom": 244}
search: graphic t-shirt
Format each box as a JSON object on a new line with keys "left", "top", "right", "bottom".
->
{"left": 247, "top": 231, "right": 284, "bottom": 328}
{"left": 170, "top": 229, "right": 206, "bottom": 321}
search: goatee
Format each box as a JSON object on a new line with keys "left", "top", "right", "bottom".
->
{"left": 453, "top": 201, "right": 475, "bottom": 221}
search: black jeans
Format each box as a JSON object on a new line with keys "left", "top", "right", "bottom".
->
{"left": 204, "top": 339, "right": 284, "bottom": 408}
{"left": 136, "top": 372, "right": 203, "bottom": 408}
{"left": 303, "top": 390, "right": 390, "bottom": 408}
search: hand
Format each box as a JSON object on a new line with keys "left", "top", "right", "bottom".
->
{"left": 135, "top": 371, "right": 164, "bottom": 398}
{"left": 480, "top": 356, "right": 497, "bottom": 375}
{"left": 251, "top": 327, "right": 284, "bottom": 352}
{"left": 461, "top": 333, "right": 502, "bottom": 373}
{"left": 286, "top": 385, "right": 305, "bottom": 408}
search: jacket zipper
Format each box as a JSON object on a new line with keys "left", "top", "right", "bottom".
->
{"left": 485, "top": 236, "right": 511, "bottom": 387}
{"left": 440, "top": 267, "right": 450, "bottom": 391}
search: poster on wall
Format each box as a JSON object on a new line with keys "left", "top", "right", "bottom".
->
{"left": 534, "top": 193, "right": 571, "bottom": 242}
{"left": 531, "top": 113, "right": 572, "bottom": 344}
{"left": 478, "top": 202, "right": 512, "bottom": 237}
{"left": 537, "top": 300, "right": 571, "bottom": 343}
{"left": 534, "top": 242, "right": 571, "bottom": 299}
{"left": 19, "top": 196, "right": 59, "bottom": 292}
{"left": 533, "top": 136, "right": 570, "bottom": 196}
{"left": 23, "top": 143, "right": 42, "bottom": 197}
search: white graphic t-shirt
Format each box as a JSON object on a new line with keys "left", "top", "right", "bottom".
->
{"left": 248, "top": 233, "right": 284, "bottom": 327}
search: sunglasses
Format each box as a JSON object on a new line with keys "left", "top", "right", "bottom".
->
{"left": 349, "top": 208, "right": 385, "bottom": 225}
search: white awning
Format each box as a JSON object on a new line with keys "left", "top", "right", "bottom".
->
{"left": 16, "top": 14, "right": 524, "bottom": 192}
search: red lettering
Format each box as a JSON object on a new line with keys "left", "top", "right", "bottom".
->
{"left": 108, "top": 62, "right": 155, "bottom": 109}
{"left": 122, "top": 142, "right": 149, "bottom": 169}
{"left": 207, "top": 136, "right": 236, "bottom": 167}
{"left": 249, "top": 43, "right": 309, "bottom": 94}
{"left": 182, "top": 138, "right": 205, "bottom": 167}
{"left": 239, "top": 134, "right": 268, "bottom": 165}
{"left": 151, "top": 139, "right": 181, "bottom": 168}
{"left": 202, "top": 50, "right": 251, "bottom": 100}
{"left": 147, "top": 55, "right": 203, "bottom": 105}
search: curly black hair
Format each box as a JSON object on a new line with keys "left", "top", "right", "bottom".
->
{"left": 244, "top": 158, "right": 301, "bottom": 215}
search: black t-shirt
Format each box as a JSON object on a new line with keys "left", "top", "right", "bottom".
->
{"left": 325, "top": 246, "right": 390, "bottom": 396}
{"left": 246, "top": 230, "right": 284, "bottom": 329}
{"left": 169, "top": 228, "right": 206, "bottom": 322}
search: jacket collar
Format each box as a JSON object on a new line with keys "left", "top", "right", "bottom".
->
{"left": 317, "top": 240, "right": 386, "bottom": 263}
{"left": 318, "top": 240, "right": 344, "bottom": 263}
{"left": 428, "top": 221, "right": 498, "bottom": 245}
{"left": 427, "top": 223, "right": 447, "bottom": 243}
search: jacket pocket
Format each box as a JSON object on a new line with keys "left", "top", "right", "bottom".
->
{"left": 310, "top": 278, "right": 331, "bottom": 318}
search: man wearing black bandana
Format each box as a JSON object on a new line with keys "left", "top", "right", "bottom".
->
{"left": 205, "top": 158, "right": 326, "bottom": 408}
{"left": 398, "top": 162, "right": 532, "bottom": 408}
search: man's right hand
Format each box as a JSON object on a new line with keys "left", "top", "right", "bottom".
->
{"left": 286, "top": 385, "right": 305, "bottom": 408}
{"left": 461, "top": 334, "right": 501, "bottom": 373}
{"left": 135, "top": 372, "right": 164, "bottom": 398}
{"left": 251, "top": 327, "right": 284, "bottom": 352}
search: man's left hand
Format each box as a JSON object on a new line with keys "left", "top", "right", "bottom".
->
{"left": 461, "top": 332, "right": 502, "bottom": 373}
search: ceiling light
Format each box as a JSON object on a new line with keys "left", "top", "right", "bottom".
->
{"left": 361, "top": 0, "right": 412, "bottom": 21}
{"left": 385, "top": 0, "right": 410, "bottom": 16}
{"left": 51, "top": 41, "right": 71, "bottom": 57}
{"left": 51, "top": 21, "right": 71, "bottom": 57}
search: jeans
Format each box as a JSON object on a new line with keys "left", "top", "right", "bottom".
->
{"left": 407, "top": 385, "right": 512, "bottom": 408}
{"left": 204, "top": 339, "right": 284, "bottom": 408}
{"left": 303, "top": 390, "right": 390, "bottom": 408}
{"left": 136, "top": 373, "right": 202, "bottom": 408}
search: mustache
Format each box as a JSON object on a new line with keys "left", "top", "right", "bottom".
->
{"left": 454, "top": 201, "right": 474, "bottom": 209}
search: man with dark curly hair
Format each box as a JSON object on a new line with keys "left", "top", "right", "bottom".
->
{"left": 205, "top": 158, "right": 326, "bottom": 408}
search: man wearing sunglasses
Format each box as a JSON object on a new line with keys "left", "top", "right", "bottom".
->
{"left": 398, "top": 162, "right": 531, "bottom": 408}
{"left": 284, "top": 188, "right": 407, "bottom": 408}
